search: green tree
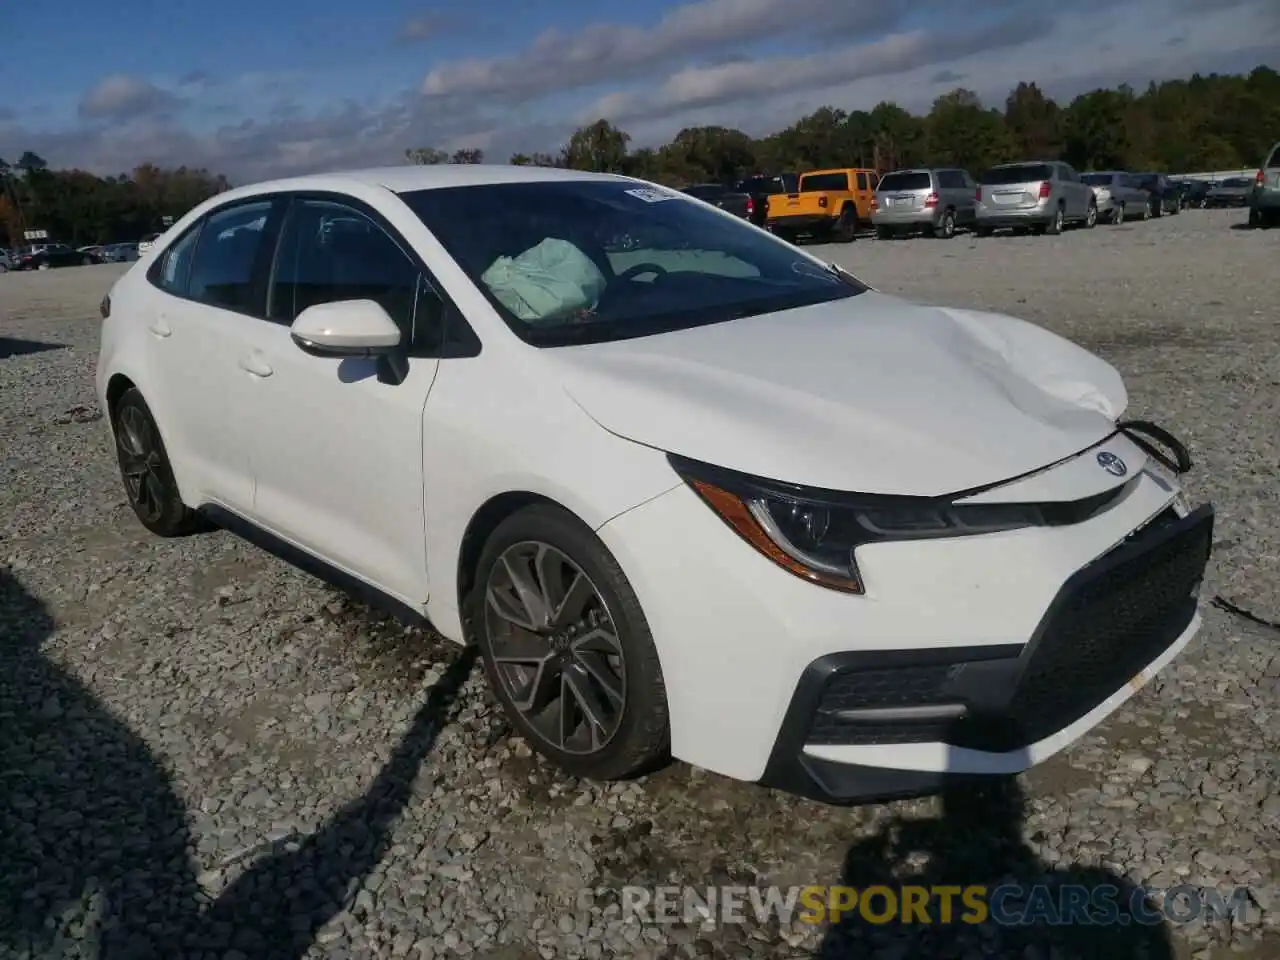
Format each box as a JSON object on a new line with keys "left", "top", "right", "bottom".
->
{"left": 561, "top": 119, "right": 631, "bottom": 172}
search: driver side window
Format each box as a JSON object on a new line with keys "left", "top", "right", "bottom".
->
{"left": 267, "top": 199, "right": 444, "bottom": 353}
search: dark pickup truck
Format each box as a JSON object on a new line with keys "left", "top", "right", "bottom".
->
{"left": 733, "top": 173, "right": 799, "bottom": 228}
{"left": 681, "top": 183, "right": 756, "bottom": 221}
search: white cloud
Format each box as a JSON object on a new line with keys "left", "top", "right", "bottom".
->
{"left": 78, "top": 75, "right": 181, "bottom": 121}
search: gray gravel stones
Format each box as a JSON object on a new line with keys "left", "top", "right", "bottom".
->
{"left": 1, "top": 211, "right": 1277, "bottom": 959}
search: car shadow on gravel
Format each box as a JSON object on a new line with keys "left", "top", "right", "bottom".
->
{"left": 0, "top": 566, "right": 475, "bottom": 959}
{"left": 813, "top": 776, "right": 1175, "bottom": 960}
{"left": 0, "top": 335, "right": 65, "bottom": 359}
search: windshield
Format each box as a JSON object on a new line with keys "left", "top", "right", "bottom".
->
{"left": 877, "top": 172, "right": 931, "bottom": 192}
{"left": 401, "top": 180, "right": 866, "bottom": 347}
{"left": 981, "top": 164, "right": 1053, "bottom": 185}
{"left": 1222, "top": 178, "right": 1251, "bottom": 187}
{"left": 1080, "top": 173, "right": 1114, "bottom": 186}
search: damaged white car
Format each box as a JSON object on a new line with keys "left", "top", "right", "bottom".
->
{"left": 96, "top": 165, "right": 1214, "bottom": 803}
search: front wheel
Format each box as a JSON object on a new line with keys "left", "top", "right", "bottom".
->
{"left": 1141, "top": 199, "right": 1152, "bottom": 220}
{"left": 1112, "top": 204, "right": 1125, "bottom": 225}
{"left": 471, "top": 504, "right": 670, "bottom": 781}
{"left": 1084, "top": 202, "right": 1098, "bottom": 229}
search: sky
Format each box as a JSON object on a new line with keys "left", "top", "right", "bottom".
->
{"left": 1, "top": 0, "right": 1277, "bottom": 183}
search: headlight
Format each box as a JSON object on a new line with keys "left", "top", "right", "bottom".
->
{"left": 668, "top": 455, "right": 1056, "bottom": 594}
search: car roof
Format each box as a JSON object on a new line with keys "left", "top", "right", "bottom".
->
{"left": 209, "top": 164, "right": 634, "bottom": 205}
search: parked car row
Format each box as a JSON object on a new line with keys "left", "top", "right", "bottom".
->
{"left": 694, "top": 161, "right": 1208, "bottom": 243}
{"left": 0, "top": 239, "right": 142, "bottom": 272}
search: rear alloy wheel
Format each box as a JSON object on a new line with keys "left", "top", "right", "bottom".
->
{"left": 1141, "top": 198, "right": 1152, "bottom": 220}
{"left": 1085, "top": 202, "right": 1098, "bottom": 228}
{"left": 473, "top": 505, "right": 670, "bottom": 780}
{"left": 937, "top": 209, "right": 956, "bottom": 239}
{"left": 1113, "top": 204, "right": 1125, "bottom": 225}
{"left": 1045, "top": 206, "right": 1065, "bottom": 235}
{"left": 112, "top": 388, "right": 206, "bottom": 537}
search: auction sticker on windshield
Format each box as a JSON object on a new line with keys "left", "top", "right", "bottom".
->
{"left": 625, "top": 187, "right": 680, "bottom": 203}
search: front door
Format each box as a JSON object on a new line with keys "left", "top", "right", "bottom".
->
{"left": 234, "top": 197, "right": 442, "bottom": 607}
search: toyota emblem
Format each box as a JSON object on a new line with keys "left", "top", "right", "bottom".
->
{"left": 1096, "top": 451, "right": 1127, "bottom": 477}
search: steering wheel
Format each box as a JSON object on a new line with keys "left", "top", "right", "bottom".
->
{"left": 615, "top": 262, "right": 669, "bottom": 283}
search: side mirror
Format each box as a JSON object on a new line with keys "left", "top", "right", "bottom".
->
{"left": 290, "top": 300, "right": 402, "bottom": 358}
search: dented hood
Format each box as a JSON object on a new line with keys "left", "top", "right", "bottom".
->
{"left": 548, "top": 292, "right": 1128, "bottom": 496}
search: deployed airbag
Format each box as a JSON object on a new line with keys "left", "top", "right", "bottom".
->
{"left": 480, "top": 238, "right": 607, "bottom": 323}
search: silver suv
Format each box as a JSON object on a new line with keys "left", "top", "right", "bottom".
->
{"left": 975, "top": 161, "right": 1098, "bottom": 236}
{"left": 1248, "top": 141, "right": 1280, "bottom": 228}
{"left": 871, "top": 168, "right": 977, "bottom": 239}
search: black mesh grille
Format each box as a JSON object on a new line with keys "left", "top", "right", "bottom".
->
{"left": 804, "top": 507, "right": 1211, "bottom": 750}
{"left": 808, "top": 665, "right": 957, "bottom": 745}
{"left": 957, "top": 507, "right": 1211, "bottom": 750}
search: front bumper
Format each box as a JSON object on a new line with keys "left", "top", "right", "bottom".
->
{"left": 596, "top": 432, "right": 1210, "bottom": 802}
{"left": 761, "top": 503, "right": 1211, "bottom": 803}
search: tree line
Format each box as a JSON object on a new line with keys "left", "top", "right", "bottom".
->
{"left": 410, "top": 66, "right": 1280, "bottom": 186}
{"left": 0, "top": 153, "right": 230, "bottom": 249}
{"left": 4, "top": 65, "right": 1275, "bottom": 247}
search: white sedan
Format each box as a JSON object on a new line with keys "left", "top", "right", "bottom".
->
{"left": 96, "top": 164, "right": 1213, "bottom": 804}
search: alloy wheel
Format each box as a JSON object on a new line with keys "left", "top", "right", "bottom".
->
{"left": 116, "top": 405, "right": 167, "bottom": 523}
{"left": 484, "top": 541, "right": 626, "bottom": 755}
{"left": 1086, "top": 204, "right": 1097, "bottom": 228}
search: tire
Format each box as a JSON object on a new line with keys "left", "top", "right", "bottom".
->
{"left": 1112, "top": 204, "right": 1125, "bottom": 225}
{"left": 937, "top": 209, "right": 956, "bottom": 239}
{"left": 975, "top": 226, "right": 994, "bottom": 238}
{"left": 1084, "top": 202, "right": 1098, "bottom": 229}
{"left": 37, "top": 262, "right": 50, "bottom": 271}
{"left": 81, "top": 256, "right": 92, "bottom": 265}
{"left": 875, "top": 226, "right": 893, "bottom": 240}
{"left": 1141, "top": 199, "right": 1151, "bottom": 221}
{"left": 469, "top": 504, "right": 670, "bottom": 781}
{"left": 1248, "top": 206, "right": 1262, "bottom": 228}
{"left": 111, "top": 388, "right": 207, "bottom": 537}
{"left": 1044, "top": 206, "right": 1065, "bottom": 235}
{"left": 835, "top": 206, "right": 857, "bottom": 242}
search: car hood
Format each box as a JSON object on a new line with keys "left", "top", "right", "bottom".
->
{"left": 548, "top": 292, "right": 1128, "bottom": 496}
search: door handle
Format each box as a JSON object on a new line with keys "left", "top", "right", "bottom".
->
{"left": 148, "top": 316, "right": 172, "bottom": 338}
{"left": 238, "top": 354, "right": 274, "bottom": 378}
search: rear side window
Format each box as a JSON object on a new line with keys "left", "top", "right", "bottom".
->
{"left": 155, "top": 224, "right": 202, "bottom": 295}
{"left": 187, "top": 201, "right": 274, "bottom": 312}
{"left": 855, "top": 172, "right": 868, "bottom": 190}
{"left": 799, "top": 172, "right": 849, "bottom": 192}
{"left": 981, "top": 164, "right": 1053, "bottom": 185}
{"left": 878, "top": 172, "right": 931, "bottom": 191}
{"left": 1265, "top": 144, "right": 1280, "bottom": 169}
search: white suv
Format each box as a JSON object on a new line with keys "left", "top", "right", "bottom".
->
{"left": 96, "top": 165, "right": 1213, "bottom": 803}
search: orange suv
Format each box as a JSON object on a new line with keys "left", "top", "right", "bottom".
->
{"left": 766, "top": 168, "right": 879, "bottom": 243}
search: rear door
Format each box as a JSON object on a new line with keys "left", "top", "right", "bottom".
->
{"left": 143, "top": 196, "right": 284, "bottom": 512}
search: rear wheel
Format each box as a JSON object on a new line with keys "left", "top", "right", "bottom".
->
{"left": 112, "top": 388, "right": 207, "bottom": 537}
{"left": 1044, "top": 206, "right": 1065, "bottom": 235}
{"left": 875, "top": 226, "right": 893, "bottom": 240}
{"left": 37, "top": 262, "right": 50, "bottom": 271}
{"left": 1141, "top": 198, "right": 1152, "bottom": 220}
{"left": 471, "top": 505, "right": 670, "bottom": 780}
{"left": 937, "top": 209, "right": 956, "bottom": 239}
{"left": 1084, "top": 202, "right": 1098, "bottom": 229}
{"left": 1112, "top": 204, "right": 1125, "bottom": 225}
{"left": 81, "top": 256, "right": 92, "bottom": 265}
{"left": 975, "top": 226, "right": 994, "bottom": 238}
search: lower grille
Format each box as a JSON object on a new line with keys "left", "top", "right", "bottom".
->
{"left": 954, "top": 505, "right": 1212, "bottom": 750}
{"left": 805, "top": 505, "right": 1212, "bottom": 750}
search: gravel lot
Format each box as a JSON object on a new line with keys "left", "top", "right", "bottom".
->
{"left": 1, "top": 208, "right": 1277, "bottom": 960}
